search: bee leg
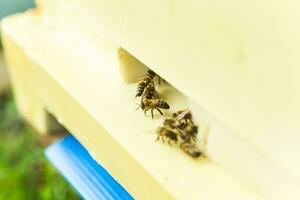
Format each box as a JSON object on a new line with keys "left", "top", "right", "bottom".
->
{"left": 168, "top": 140, "right": 172, "bottom": 146}
{"left": 185, "top": 119, "right": 188, "bottom": 124}
{"left": 162, "top": 137, "right": 165, "bottom": 143}
{"left": 156, "top": 108, "right": 163, "bottom": 116}
{"left": 151, "top": 109, "right": 154, "bottom": 119}
{"left": 144, "top": 109, "right": 148, "bottom": 116}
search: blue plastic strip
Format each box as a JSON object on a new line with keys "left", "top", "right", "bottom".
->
{"left": 45, "top": 135, "right": 134, "bottom": 200}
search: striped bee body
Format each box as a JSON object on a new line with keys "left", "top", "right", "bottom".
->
{"left": 141, "top": 98, "right": 170, "bottom": 118}
{"left": 156, "top": 127, "right": 178, "bottom": 145}
{"left": 180, "top": 142, "right": 202, "bottom": 158}
{"left": 136, "top": 76, "right": 153, "bottom": 97}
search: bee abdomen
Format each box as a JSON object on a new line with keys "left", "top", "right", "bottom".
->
{"left": 136, "top": 82, "right": 147, "bottom": 97}
{"left": 166, "top": 130, "right": 178, "bottom": 141}
{"left": 136, "top": 77, "right": 154, "bottom": 97}
{"left": 186, "top": 149, "right": 201, "bottom": 158}
{"left": 181, "top": 143, "right": 201, "bottom": 158}
{"left": 155, "top": 100, "right": 170, "bottom": 109}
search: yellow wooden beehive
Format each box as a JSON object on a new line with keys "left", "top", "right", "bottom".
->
{"left": 2, "top": 0, "right": 300, "bottom": 199}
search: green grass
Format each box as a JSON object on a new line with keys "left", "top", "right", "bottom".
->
{"left": 0, "top": 93, "right": 80, "bottom": 200}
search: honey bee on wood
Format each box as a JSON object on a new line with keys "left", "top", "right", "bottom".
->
{"left": 141, "top": 83, "right": 159, "bottom": 100}
{"left": 180, "top": 142, "right": 202, "bottom": 158}
{"left": 140, "top": 98, "right": 170, "bottom": 118}
{"left": 156, "top": 127, "right": 178, "bottom": 145}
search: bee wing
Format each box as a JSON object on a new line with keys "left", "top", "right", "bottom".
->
{"left": 175, "top": 127, "right": 185, "bottom": 134}
{"left": 175, "top": 109, "right": 190, "bottom": 120}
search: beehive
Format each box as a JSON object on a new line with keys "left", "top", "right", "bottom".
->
{"left": 2, "top": 1, "right": 300, "bottom": 199}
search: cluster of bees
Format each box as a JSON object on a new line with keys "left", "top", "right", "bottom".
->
{"left": 157, "top": 109, "right": 201, "bottom": 158}
{"left": 135, "top": 70, "right": 202, "bottom": 158}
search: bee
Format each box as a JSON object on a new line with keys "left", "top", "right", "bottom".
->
{"left": 140, "top": 98, "right": 170, "bottom": 118}
{"left": 180, "top": 142, "right": 202, "bottom": 158}
{"left": 173, "top": 109, "right": 193, "bottom": 123}
{"left": 156, "top": 127, "right": 178, "bottom": 145}
{"left": 141, "top": 83, "right": 159, "bottom": 100}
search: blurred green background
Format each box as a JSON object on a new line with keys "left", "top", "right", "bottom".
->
{"left": 0, "top": 0, "right": 80, "bottom": 199}
{"left": 0, "top": 93, "right": 79, "bottom": 200}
